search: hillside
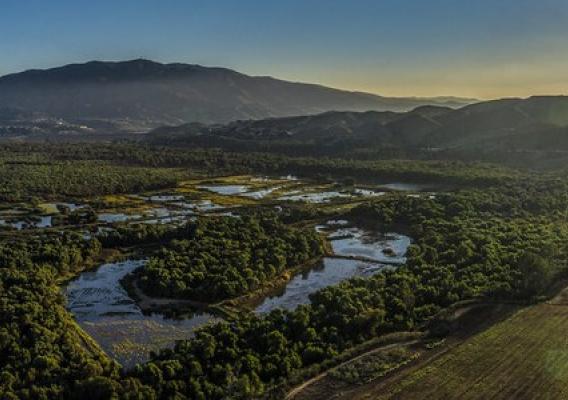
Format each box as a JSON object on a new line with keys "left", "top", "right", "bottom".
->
{"left": 149, "top": 96, "right": 568, "bottom": 157}
{"left": 0, "top": 59, "right": 474, "bottom": 131}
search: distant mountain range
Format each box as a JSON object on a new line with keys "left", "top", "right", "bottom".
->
{"left": 3, "top": 59, "right": 567, "bottom": 165}
{"left": 149, "top": 96, "right": 568, "bottom": 156}
{"left": 0, "top": 59, "right": 475, "bottom": 132}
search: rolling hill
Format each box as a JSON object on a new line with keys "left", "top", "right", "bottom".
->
{"left": 149, "top": 96, "right": 568, "bottom": 156}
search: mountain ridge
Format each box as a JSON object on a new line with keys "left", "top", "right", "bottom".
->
{"left": 148, "top": 95, "right": 568, "bottom": 156}
{"left": 0, "top": 59, "right": 476, "bottom": 129}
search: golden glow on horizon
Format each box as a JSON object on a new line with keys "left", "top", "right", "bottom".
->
{"left": 271, "top": 67, "right": 568, "bottom": 101}
{"left": 249, "top": 49, "right": 568, "bottom": 100}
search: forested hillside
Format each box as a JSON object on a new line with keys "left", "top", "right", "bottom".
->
{"left": 149, "top": 96, "right": 568, "bottom": 166}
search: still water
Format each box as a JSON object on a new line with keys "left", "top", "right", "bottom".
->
{"left": 66, "top": 260, "right": 215, "bottom": 369}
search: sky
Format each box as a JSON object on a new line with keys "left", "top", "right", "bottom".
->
{"left": 1, "top": 0, "right": 568, "bottom": 99}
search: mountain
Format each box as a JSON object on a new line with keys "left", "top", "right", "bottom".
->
{"left": 421, "top": 96, "right": 568, "bottom": 149}
{"left": 0, "top": 59, "right": 475, "bottom": 131}
{"left": 149, "top": 96, "right": 568, "bottom": 155}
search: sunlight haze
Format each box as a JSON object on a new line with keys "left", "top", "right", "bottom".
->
{"left": 2, "top": 0, "right": 568, "bottom": 99}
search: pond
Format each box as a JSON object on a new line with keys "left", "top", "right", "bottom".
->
{"left": 0, "top": 215, "right": 52, "bottom": 230}
{"left": 65, "top": 260, "right": 216, "bottom": 368}
{"left": 240, "top": 187, "right": 281, "bottom": 199}
{"left": 278, "top": 191, "right": 352, "bottom": 203}
{"left": 98, "top": 207, "right": 197, "bottom": 225}
{"left": 278, "top": 188, "right": 385, "bottom": 203}
{"left": 147, "top": 195, "right": 185, "bottom": 202}
{"left": 96, "top": 200, "right": 229, "bottom": 226}
{"left": 65, "top": 221, "right": 411, "bottom": 366}
{"left": 354, "top": 188, "right": 385, "bottom": 197}
{"left": 199, "top": 183, "right": 283, "bottom": 200}
{"left": 171, "top": 200, "right": 225, "bottom": 213}
{"left": 255, "top": 224, "right": 411, "bottom": 313}
{"left": 139, "top": 216, "right": 193, "bottom": 225}
{"left": 328, "top": 227, "right": 411, "bottom": 264}
{"left": 198, "top": 185, "right": 250, "bottom": 195}
{"left": 51, "top": 202, "right": 87, "bottom": 212}
{"left": 255, "top": 258, "right": 386, "bottom": 313}
{"left": 60, "top": 202, "right": 86, "bottom": 211}
{"left": 98, "top": 213, "right": 143, "bottom": 223}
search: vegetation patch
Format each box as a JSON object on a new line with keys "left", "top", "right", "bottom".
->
{"left": 329, "top": 347, "right": 418, "bottom": 385}
{"left": 375, "top": 304, "right": 568, "bottom": 400}
{"left": 136, "top": 215, "right": 324, "bottom": 301}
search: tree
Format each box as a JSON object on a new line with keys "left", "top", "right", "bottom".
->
{"left": 72, "top": 377, "right": 118, "bottom": 400}
{"left": 516, "top": 252, "right": 552, "bottom": 298}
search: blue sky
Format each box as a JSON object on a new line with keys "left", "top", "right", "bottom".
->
{"left": 1, "top": 0, "right": 568, "bottom": 98}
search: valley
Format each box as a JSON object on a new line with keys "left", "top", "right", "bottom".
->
{"left": 1, "top": 167, "right": 419, "bottom": 371}
{"left": 3, "top": 1, "right": 568, "bottom": 398}
{"left": 2, "top": 142, "right": 568, "bottom": 399}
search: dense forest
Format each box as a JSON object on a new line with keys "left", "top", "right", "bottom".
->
{"left": 1, "top": 144, "right": 568, "bottom": 399}
{"left": 0, "top": 233, "right": 119, "bottom": 399}
{"left": 0, "top": 143, "right": 521, "bottom": 202}
{"left": 135, "top": 216, "right": 323, "bottom": 301}
{"left": 123, "top": 189, "right": 567, "bottom": 399}
{"left": 0, "top": 157, "right": 185, "bottom": 201}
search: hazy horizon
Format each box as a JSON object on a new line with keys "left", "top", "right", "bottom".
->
{"left": 2, "top": 0, "right": 568, "bottom": 100}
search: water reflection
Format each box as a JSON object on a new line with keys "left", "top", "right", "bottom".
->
{"left": 278, "top": 191, "right": 352, "bottom": 203}
{"left": 278, "top": 188, "right": 385, "bottom": 203}
{"left": 198, "top": 185, "right": 250, "bottom": 195}
{"left": 329, "top": 228, "right": 410, "bottom": 264}
{"left": 255, "top": 258, "right": 385, "bottom": 313}
{"left": 0, "top": 215, "right": 52, "bottom": 230}
{"left": 255, "top": 223, "right": 411, "bottom": 313}
{"left": 66, "top": 260, "right": 215, "bottom": 368}
{"left": 240, "top": 187, "right": 281, "bottom": 199}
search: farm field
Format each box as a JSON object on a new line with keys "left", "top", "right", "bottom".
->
{"left": 346, "top": 302, "right": 568, "bottom": 400}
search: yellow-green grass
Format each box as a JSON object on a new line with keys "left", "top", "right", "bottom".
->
{"left": 37, "top": 202, "right": 60, "bottom": 214}
{"left": 375, "top": 304, "right": 568, "bottom": 400}
{"left": 202, "top": 192, "right": 258, "bottom": 206}
{"left": 179, "top": 175, "right": 276, "bottom": 187}
{"left": 95, "top": 175, "right": 373, "bottom": 213}
{"left": 173, "top": 186, "right": 202, "bottom": 196}
{"left": 180, "top": 175, "right": 304, "bottom": 192}
{"left": 112, "top": 175, "right": 358, "bottom": 206}
{"left": 100, "top": 194, "right": 146, "bottom": 206}
{"left": 97, "top": 194, "right": 158, "bottom": 214}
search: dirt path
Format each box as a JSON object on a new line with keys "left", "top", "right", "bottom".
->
{"left": 547, "top": 283, "right": 568, "bottom": 305}
{"left": 286, "top": 302, "right": 520, "bottom": 400}
{"left": 326, "top": 254, "right": 404, "bottom": 266}
{"left": 286, "top": 340, "right": 420, "bottom": 400}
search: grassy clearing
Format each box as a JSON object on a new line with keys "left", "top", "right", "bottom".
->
{"left": 329, "top": 347, "right": 419, "bottom": 385}
{"left": 67, "top": 175, "right": 383, "bottom": 214}
{"left": 180, "top": 174, "right": 290, "bottom": 188}
{"left": 200, "top": 192, "right": 258, "bottom": 206}
{"left": 37, "top": 203, "right": 60, "bottom": 214}
{"left": 372, "top": 304, "right": 568, "bottom": 400}
{"left": 179, "top": 174, "right": 311, "bottom": 199}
